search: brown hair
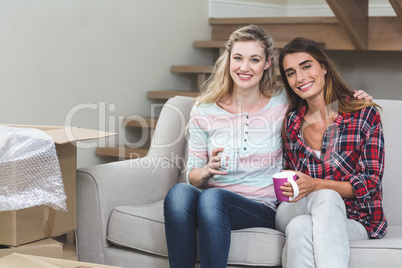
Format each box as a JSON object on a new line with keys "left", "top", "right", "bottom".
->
{"left": 278, "top": 37, "right": 380, "bottom": 114}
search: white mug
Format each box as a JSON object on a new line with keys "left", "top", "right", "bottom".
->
{"left": 218, "top": 148, "right": 239, "bottom": 172}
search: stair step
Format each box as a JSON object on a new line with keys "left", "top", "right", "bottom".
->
{"left": 171, "top": 65, "right": 213, "bottom": 74}
{"left": 193, "top": 40, "right": 290, "bottom": 49}
{"left": 210, "top": 17, "right": 351, "bottom": 50}
{"left": 96, "top": 146, "right": 149, "bottom": 159}
{"left": 193, "top": 40, "right": 227, "bottom": 48}
{"left": 124, "top": 117, "right": 158, "bottom": 128}
{"left": 209, "top": 17, "right": 339, "bottom": 25}
{"left": 209, "top": 16, "right": 402, "bottom": 51}
{"left": 147, "top": 90, "right": 200, "bottom": 100}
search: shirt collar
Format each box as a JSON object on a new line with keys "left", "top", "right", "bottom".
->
{"left": 286, "top": 105, "right": 353, "bottom": 140}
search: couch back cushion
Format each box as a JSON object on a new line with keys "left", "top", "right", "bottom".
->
{"left": 375, "top": 99, "right": 402, "bottom": 226}
{"left": 148, "top": 96, "right": 194, "bottom": 184}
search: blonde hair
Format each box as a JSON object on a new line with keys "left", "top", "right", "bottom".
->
{"left": 197, "top": 24, "right": 282, "bottom": 105}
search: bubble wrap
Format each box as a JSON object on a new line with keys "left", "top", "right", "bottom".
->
{"left": 0, "top": 126, "right": 67, "bottom": 212}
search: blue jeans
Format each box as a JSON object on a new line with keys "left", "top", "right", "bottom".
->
{"left": 163, "top": 183, "right": 276, "bottom": 268}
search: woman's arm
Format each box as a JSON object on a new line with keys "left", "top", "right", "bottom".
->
{"left": 188, "top": 147, "right": 227, "bottom": 189}
{"left": 280, "top": 171, "right": 355, "bottom": 202}
{"left": 341, "top": 107, "right": 384, "bottom": 203}
{"left": 187, "top": 105, "right": 229, "bottom": 189}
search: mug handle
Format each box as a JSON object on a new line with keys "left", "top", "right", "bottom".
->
{"left": 288, "top": 179, "right": 299, "bottom": 201}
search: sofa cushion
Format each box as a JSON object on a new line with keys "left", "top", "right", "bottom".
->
{"left": 375, "top": 99, "right": 402, "bottom": 226}
{"left": 349, "top": 225, "right": 402, "bottom": 267}
{"left": 108, "top": 201, "right": 167, "bottom": 257}
{"left": 281, "top": 225, "right": 402, "bottom": 268}
{"left": 228, "top": 227, "right": 285, "bottom": 266}
{"left": 107, "top": 200, "right": 286, "bottom": 266}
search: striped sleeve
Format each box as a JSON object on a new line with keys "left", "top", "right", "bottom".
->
{"left": 187, "top": 104, "right": 209, "bottom": 173}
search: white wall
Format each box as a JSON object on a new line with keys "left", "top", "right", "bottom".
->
{"left": 327, "top": 50, "right": 402, "bottom": 101}
{"left": 0, "top": 0, "right": 212, "bottom": 168}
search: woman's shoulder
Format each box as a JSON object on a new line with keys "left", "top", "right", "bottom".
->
{"left": 286, "top": 104, "right": 306, "bottom": 119}
{"left": 271, "top": 88, "right": 289, "bottom": 104}
{"left": 284, "top": 105, "right": 307, "bottom": 134}
{"left": 343, "top": 105, "right": 382, "bottom": 133}
{"left": 191, "top": 100, "right": 222, "bottom": 116}
{"left": 351, "top": 105, "right": 381, "bottom": 122}
{"left": 258, "top": 88, "right": 289, "bottom": 113}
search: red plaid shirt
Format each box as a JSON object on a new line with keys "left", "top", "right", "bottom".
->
{"left": 283, "top": 105, "right": 387, "bottom": 238}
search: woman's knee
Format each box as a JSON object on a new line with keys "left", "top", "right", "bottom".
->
{"left": 197, "top": 188, "right": 228, "bottom": 221}
{"left": 309, "top": 189, "right": 345, "bottom": 211}
{"left": 164, "top": 183, "right": 200, "bottom": 214}
{"left": 276, "top": 202, "right": 301, "bottom": 233}
{"left": 313, "top": 189, "right": 343, "bottom": 201}
{"left": 286, "top": 215, "right": 313, "bottom": 242}
{"left": 198, "top": 188, "right": 227, "bottom": 208}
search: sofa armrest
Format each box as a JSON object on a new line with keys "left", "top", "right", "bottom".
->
{"left": 76, "top": 157, "right": 179, "bottom": 264}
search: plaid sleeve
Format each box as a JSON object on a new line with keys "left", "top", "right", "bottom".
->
{"left": 344, "top": 107, "right": 385, "bottom": 204}
{"left": 282, "top": 135, "right": 293, "bottom": 170}
{"left": 283, "top": 115, "right": 296, "bottom": 170}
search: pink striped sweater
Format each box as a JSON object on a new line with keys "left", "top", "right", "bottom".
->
{"left": 187, "top": 89, "right": 289, "bottom": 209}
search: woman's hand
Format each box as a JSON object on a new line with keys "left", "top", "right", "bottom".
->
{"left": 204, "top": 147, "right": 228, "bottom": 178}
{"left": 189, "top": 148, "right": 228, "bottom": 189}
{"left": 354, "top": 90, "right": 373, "bottom": 101}
{"left": 279, "top": 170, "right": 355, "bottom": 201}
{"left": 280, "top": 170, "right": 318, "bottom": 202}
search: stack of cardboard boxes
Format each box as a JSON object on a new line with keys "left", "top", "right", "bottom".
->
{"left": 0, "top": 125, "right": 114, "bottom": 264}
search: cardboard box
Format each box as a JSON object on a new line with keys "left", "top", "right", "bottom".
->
{"left": 0, "top": 253, "right": 122, "bottom": 268}
{"left": 0, "top": 238, "right": 63, "bottom": 259}
{"left": 0, "top": 125, "right": 115, "bottom": 246}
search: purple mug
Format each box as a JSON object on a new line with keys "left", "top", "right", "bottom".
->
{"left": 273, "top": 171, "right": 299, "bottom": 202}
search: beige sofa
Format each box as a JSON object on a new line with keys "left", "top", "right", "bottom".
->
{"left": 76, "top": 96, "right": 402, "bottom": 267}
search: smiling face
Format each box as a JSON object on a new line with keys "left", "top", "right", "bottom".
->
{"left": 229, "top": 40, "right": 271, "bottom": 93}
{"left": 282, "top": 52, "right": 327, "bottom": 102}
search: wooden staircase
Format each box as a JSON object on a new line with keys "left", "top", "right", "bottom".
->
{"left": 96, "top": 0, "right": 402, "bottom": 159}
